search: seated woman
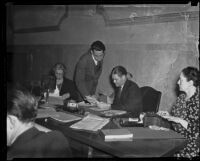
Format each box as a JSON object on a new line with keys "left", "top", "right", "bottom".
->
{"left": 7, "top": 85, "right": 72, "bottom": 159}
{"left": 171, "top": 66, "right": 199, "bottom": 158}
{"left": 159, "top": 66, "right": 199, "bottom": 158}
{"left": 46, "top": 63, "right": 79, "bottom": 102}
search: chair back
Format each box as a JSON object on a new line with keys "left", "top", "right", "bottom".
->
{"left": 140, "top": 86, "right": 161, "bottom": 113}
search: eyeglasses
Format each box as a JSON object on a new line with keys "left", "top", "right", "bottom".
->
{"left": 55, "top": 72, "right": 63, "bottom": 75}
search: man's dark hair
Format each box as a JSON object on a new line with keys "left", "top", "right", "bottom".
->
{"left": 182, "top": 66, "right": 199, "bottom": 87}
{"left": 7, "top": 87, "right": 38, "bottom": 122}
{"left": 111, "top": 66, "right": 127, "bottom": 77}
{"left": 91, "top": 40, "right": 105, "bottom": 52}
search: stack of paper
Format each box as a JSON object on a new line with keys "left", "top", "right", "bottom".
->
{"left": 100, "top": 128, "right": 133, "bottom": 142}
{"left": 70, "top": 114, "right": 110, "bottom": 132}
{"left": 47, "top": 96, "right": 64, "bottom": 105}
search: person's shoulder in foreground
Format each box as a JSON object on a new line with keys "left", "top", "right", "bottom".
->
{"left": 7, "top": 84, "right": 72, "bottom": 159}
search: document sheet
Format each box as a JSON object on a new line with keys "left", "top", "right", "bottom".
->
{"left": 70, "top": 114, "right": 110, "bottom": 132}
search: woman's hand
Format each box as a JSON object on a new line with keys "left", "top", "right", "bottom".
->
{"left": 157, "top": 110, "right": 170, "bottom": 116}
{"left": 62, "top": 93, "right": 70, "bottom": 100}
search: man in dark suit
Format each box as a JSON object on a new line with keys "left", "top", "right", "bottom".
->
{"left": 111, "top": 66, "right": 143, "bottom": 118}
{"left": 7, "top": 86, "right": 72, "bottom": 159}
{"left": 74, "top": 40, "right": 106, "bottom": 101}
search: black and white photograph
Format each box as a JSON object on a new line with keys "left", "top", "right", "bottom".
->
{"left": 5, "top": 2, "right": 199, "bottom": 159}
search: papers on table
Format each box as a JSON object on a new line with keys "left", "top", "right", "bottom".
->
{"left": 36, "top": 108, "right": 82, "bottom": 123}
{"left": 47, "top": 96, "right": 64, "bottom": 105}
{"left": 101, "top": 110, "right": 127, "bottom": 117}
{"left": 78, "top": 101, "right": 95, "bottom": 107}
{"left": 70, "top": 114, "right": 110, "bottom": 132}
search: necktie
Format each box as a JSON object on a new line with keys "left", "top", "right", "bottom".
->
{"left": 95, "top": 62, "right": 101, "bottom": 72}
{"left": 117, "top": 87, "right": 122, "bottom": 99}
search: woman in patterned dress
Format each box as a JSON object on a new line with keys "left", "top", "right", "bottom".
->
{"left": 170, "top": 66, "right": 199, "bottom": 158}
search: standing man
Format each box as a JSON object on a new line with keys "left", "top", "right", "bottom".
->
{"left": 74, "top": 40, "right": 106, "bottom": 101}
{"left": 111, "top": 66, "right": 143, "bottom": 118}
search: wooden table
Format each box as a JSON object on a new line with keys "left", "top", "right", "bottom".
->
{"left": 35, "top": 107, "right": 187, "bottom": 158}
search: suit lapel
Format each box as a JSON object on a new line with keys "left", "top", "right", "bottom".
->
{"left": 120, "top": 80, "right": 129, "bottom": 100}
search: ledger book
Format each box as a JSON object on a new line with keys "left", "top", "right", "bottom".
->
{"left": 100, "top": 128, "right": 133, "bottom": 142}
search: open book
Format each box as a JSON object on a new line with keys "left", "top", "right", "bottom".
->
{"left": 70, "top": 114, "right": 110, "bottom": 132}
{"left": 100, "top": 128, "right": 133, "bottom": 142}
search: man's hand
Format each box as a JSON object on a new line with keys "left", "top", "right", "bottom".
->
{"left": 157, "top": 111, "right": 170, "bottom": 116}
{"left": 85, "top": 95, "right": 98, "bottom": 104}
{"left": 96, "top": 101, "right": 111, "bottom": 110}
{"left": 62, "top": 93, "right": 70, "bottom": 100}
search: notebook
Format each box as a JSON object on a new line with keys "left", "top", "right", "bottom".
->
{"left": 100, "top": 128, "right": 133, "bottom": 142}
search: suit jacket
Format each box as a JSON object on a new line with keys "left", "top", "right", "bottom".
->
{"left": 7, "top": 127, "right": 72, "bottom": 159}
{"left": 59, "top": 77, "right": 79, "bottom": 101}
{"left": 111, "top": 80, "right": 143, "bottom": 118}
{"left": 74, "top": 51, "right": 103, "bottom": 97}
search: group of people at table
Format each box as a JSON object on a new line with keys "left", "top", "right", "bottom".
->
{"left": 7, "top": 40, "right": 199, "bottom": 159}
